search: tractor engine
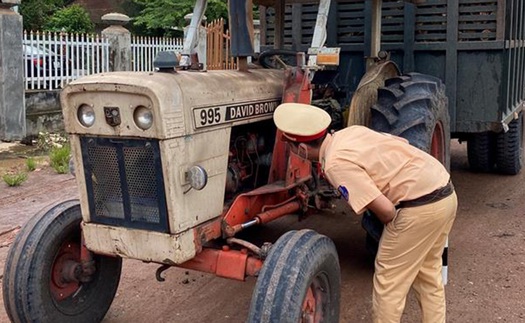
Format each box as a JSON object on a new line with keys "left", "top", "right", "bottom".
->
{"left": 226, "top": 123, "right": 274, "bottom": 196}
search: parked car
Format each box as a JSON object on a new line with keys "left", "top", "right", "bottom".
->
{"left": 23, "top": 44, "right": 67, "bottom": 81}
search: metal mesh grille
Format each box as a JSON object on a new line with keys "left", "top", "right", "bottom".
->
{"left": 81, "top": 137, "right": 168, "bottom": 232}
{"left": 88, "top": 145, "right": 125, "bottom": 219}
{"left": 123, "top": 146, "right": 161, "bottom": 224}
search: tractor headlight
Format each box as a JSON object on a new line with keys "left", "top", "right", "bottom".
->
{"left": 78, "top": 104, "right": 95, "bottom": 127}
{"left": 134, "top": 106, "right": 153, "bottom": 130}
{"left": 186, "top": 165, "right": 208, "bottom": 191}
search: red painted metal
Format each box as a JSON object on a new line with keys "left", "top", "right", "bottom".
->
{"left": 431, "top": 121, "right": 445, "bottom": 164}
{"left": 178, "top": 248, "right": 263, "bottom": 281}
{"left": 255, "top": 201, "right": 301, "bottom": 225}
{"left": 50, "top": 241, "right": 81, "bottom": 301}
{"left": 285, "top": 150, "right": 312, "bottom": 187}
{"left": 216, "top": 247, "right": 249, "bottom": 280}
{"left": 193, "top": 218, "right": 223, "bottom": 251}
{"left": 80, "top": 234, "right": 92, "bottom": 264}
{"left": 302, "top": 285, "right": 317, "bottom": 322}
{"left": 222, "top": 188, "right": 291, "bottom": 235}
{"left": 268, "top": 130, "right": 289, "bottom": 183}
{"left": 269, "top": 64, "right": 313, "bottom": 183}
{"left": 282, "top": 67, "right": 312, "bottom": 104}
{"left": 301, "top": 276, "right": 326, "bottom": 322}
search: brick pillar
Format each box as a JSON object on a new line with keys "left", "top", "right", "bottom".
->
{"left": 101, "top": 13, "right": 131, "bottom": 72}
{"left": 0, "top": 0, "right": 25, "bottom": 141}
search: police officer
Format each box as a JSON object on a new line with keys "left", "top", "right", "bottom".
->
{"left": 273, "top": 103, "right": 457, "bottom": 323}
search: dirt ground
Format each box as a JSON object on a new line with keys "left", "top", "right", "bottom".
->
{"left": 1, "top": 140, "right": 525, "bottom": 323}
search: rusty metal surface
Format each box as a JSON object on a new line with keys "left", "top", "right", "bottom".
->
{"left": 176, "top": 248, "right": 263, "bottom": 281}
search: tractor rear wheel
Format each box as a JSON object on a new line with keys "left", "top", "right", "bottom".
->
{"left": 496, "top": 113, "right": 523, "bottom": 175}
{"left": 370, "top": 72, "right": 451, "bottom": 170}
{"left": 247, "top": 230, "right": 340, "bottom": 323}
{"left": 365, "top": 73, "right": 450, "bottom": 253}
{"left": 467, "top": 132, "right": 496, "bottom": 172}
{"left": 2, "top": 199, "right": 122, "bottom": 323}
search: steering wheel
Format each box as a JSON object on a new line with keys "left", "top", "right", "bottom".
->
{"left": 258, "top": 49, "right": 300, "bottom": 69}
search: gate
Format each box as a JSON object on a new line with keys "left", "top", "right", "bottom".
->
{"left": 206, "top": 19, "right": 237, "bottom": 70}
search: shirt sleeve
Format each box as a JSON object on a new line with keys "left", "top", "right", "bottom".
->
{"left": 324, "top": 160, "right": 382, "bottom": 215}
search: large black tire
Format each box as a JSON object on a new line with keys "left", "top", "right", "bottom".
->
{"left": 2, "top": 200, "right": 122, "bottom": 323}
{"left": 247, "top": 230, "right": 340, "bottom": 323}
{"left": 467, "top": 132, "right": 496, "bottom": 172}
{"left": 370, "top": 73, "right": 451, "bottom": 170}
{"left": 496, "top": 113, "right": 523, "bottom": 175}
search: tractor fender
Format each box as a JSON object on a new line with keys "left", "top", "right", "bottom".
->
{"left": 346, "top": 60, "right": 400, "bottom": 127}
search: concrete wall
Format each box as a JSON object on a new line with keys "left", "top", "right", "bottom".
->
{"left": 25, "top": 91, "right": 64, "bottom": 137}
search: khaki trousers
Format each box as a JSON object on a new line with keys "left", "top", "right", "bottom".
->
{"left": 372, "top": 192, "right": 457, "bottom": 323}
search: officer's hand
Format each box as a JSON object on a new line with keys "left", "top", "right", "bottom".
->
{"left": 365, "top": 194, "right": 396, "bottom": 224}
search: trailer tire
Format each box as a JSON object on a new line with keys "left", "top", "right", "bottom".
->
{"left": 370, "top": 73, "right": 451, "bottom": 170}
{"left": 247, "top": 230, "right": 340, "bottom": 323}
{"left": 467, "top": 132, "right": 496, "bottom": 172}
{"left": 496, "top": 113, "right": 523, "bottom": 175}
{"left": 2, "top": 199, "right": 121, "bottom": 323}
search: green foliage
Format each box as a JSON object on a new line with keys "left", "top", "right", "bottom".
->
{"left": 26, "top": 158, "right": 37, "bottom": 172}
{"left": 44, "top": 4, "right": 95, "bottom": 33}
{"left": 49, "top": 145, "right": 71, "bottom": 174}
{"left": 20, "top": 0, "right": 65, "bottom": 31}
{"left": 132, "top": 0, "right": 228, "bottom": 36}
{"left": 2, "top": 172, "right": 28, "bottom": 187}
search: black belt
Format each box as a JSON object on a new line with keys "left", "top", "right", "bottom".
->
{"left": 398, "top": 181, "right": 454, "bottom": 209}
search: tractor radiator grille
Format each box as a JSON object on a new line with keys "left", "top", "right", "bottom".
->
{"left": 80, "top": 137, "right": 169, "bottom": 232}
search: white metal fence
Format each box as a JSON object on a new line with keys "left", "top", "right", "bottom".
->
{"left": 23, "top": 31, "right": 109, "bottom": 91}
{"left": 23, "top": 31, "right": 184, "bottom": 91}
{"left": 131, "top": 36, "right": 184, "bottom": 72}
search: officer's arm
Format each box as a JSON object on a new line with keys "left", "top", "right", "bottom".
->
{"left": 366, "top": 194, "right": 396, "bottom": 224}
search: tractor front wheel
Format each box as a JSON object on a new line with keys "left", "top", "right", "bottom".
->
{"left": 2, "top": 199, "right": 122, "bottom": 323}
{"left": 247, "top": 230, "right": 340, "bottom": 323}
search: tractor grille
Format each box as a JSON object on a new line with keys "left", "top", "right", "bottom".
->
{"left": 80, "top": 137, "right": 169, "bottom": 232}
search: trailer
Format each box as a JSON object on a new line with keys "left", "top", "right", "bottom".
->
{"left": 259, "top": 0, "right": 525, "bottom": 174}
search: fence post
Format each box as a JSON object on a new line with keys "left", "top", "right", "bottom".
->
{"left": 184, "top": 13, "right": 207, "bottom": 69}
{"left": 101, "top": 13, "right": 131, "bottom": 72}
{"left": 0, "top": 0, "right": 25, "bottom": 141}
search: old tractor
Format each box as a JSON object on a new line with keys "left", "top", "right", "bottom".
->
{"left": 3, "top": 0, "right": 524, "bottom": 322}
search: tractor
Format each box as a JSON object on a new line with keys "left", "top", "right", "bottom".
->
{"left": 3, "top": 0, "right": 524, "bottom": 322}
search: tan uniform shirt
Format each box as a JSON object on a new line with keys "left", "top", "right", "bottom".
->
{"left": 319, "top": 126, "right": 450, "bottom": 215}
